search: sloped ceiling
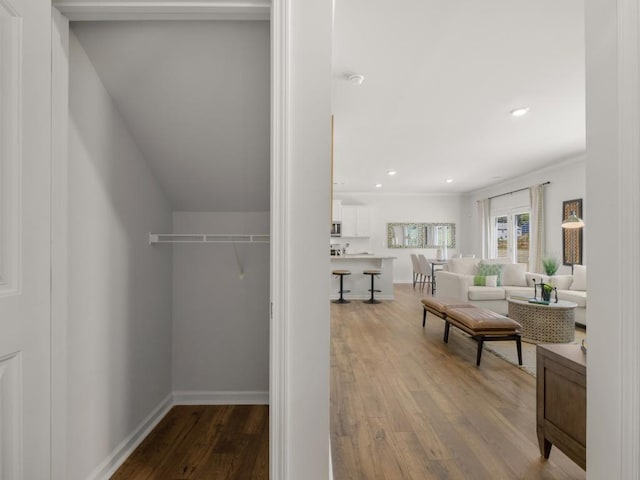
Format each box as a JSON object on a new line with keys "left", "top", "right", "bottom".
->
{"left": 332, "top": 0, "right": 585, "bottom": 194}
{"left": 71, "top": 21, "right": 270, "bottom": 212}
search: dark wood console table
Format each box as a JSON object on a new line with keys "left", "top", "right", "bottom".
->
{"left": 536, "top": 344, "right": 586, "bottom": 470}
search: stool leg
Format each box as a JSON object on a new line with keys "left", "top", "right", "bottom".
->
{"left": 333, "top": 274, "right": 350, "bottom": 304}
{"left": 422, "top": 308, "right": 427, "bottom": 328}
{"left": 516, "top": 337, "right": 523, "bottom": 365}
{"left": 363, "top": 274, "right": 381, "bottom": 304}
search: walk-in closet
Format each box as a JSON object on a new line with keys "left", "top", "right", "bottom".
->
{"left": 64, "top": 19, "right": 270, "bottom": 478}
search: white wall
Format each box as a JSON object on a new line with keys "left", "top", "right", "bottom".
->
{"left": 462, "top": 156, "right": 586, "bottom": 274}
{"left": 172, "top": 212, "right": 269, "bottom": 398}
{"left": 334, "top": 193, "right": 463, "bottom": 282}
{"left": 282, "top": 0, "right": 332, "bottom": 477}
{"left": 67, "top": 31, "right": 173, "bottom": 480}
{"left": 584, "top": 0, "right": 640, "bottom": 476}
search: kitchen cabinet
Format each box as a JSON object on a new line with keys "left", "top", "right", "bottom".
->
{"left": 341, "top": 206, "right": 370, "bottom": 237}
{"left": 332, "top": 200, "right": 342, "bottom": 222}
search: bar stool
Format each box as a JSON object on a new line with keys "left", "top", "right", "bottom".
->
{"left": 332, "top": 269, "right": 351, "bottom": 304}
{"left": 363, "top": 269, "right": 381, "bottom": 304}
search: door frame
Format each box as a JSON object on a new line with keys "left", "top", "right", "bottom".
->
{"left": 49, "top": 0, "right": 640, "bottom": 478}
{"left": 50, "top": 2, "right": 289, "bottom": 479}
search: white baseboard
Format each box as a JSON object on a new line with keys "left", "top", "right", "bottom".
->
{"left": 86, "top": 393, "right": 174, "bottom": 480}
{"left": 173, "top": 390, "right": 269, "bottom": 405}
{"left": 329, "top": 438, "right": 334, "bottom": 480}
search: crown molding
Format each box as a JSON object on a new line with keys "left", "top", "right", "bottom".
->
{"left": 52, "top": 0, "right": 270, "bottom": 21}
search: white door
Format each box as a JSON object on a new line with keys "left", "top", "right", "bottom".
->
{"left": 0, "top": 0, "right": 51, "bottom": 478}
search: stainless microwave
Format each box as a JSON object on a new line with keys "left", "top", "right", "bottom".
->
{"left": 331, "top": 221, "right": 341, "bottom": 237}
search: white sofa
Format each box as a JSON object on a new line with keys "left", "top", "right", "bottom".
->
{"left": 434, "top": 258, "right": 587, "bottom": 327}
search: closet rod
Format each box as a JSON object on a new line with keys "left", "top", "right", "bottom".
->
{"left": 148, "top": 233, "right": 270, "bottom": 245}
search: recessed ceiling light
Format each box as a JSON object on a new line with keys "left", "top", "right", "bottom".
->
{"left": 510, "top": 107, "right": 530, "bottom": 117}
{"left": 348, "top": 74, "right": 364, "bottom": 85}
{"left": 387, "top": 170, "right": 397, "bottom": 176}
{"left": 375, "top": 183, "right": 382, "bottom": 188}
{"left": 446, "top": 178, "right": 454, "bottom": 184}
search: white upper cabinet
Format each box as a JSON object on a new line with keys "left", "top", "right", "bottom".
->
{"left": 332, "top": 200, "right": 342, "bottom": 222}
{"left": 341, "top": 206, "right": 370, "bottom": 237}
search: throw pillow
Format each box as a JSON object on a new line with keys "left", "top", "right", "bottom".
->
{"left": 478, "top": 262, "right": 504, "bottom": 286}
{"left": 502, "top": 263, "right": 527, "bottom": 286}
{"left": 570, "top": 265, "right": 587, "bottom": 291}
{"left": 446, "top": 257, "right": 479, "bottom": 275}
{"left": 549, "top": 275, "right": 573, "bottom": 291}
{"left": 525, "top": 273, "right": 549, "bottom": 287}
{"left": 473, "top": 275, "right": 498, "bottom": 287}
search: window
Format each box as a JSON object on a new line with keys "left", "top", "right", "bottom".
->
{"left": 491, "top": 210, "right": 530, "bottom": 265}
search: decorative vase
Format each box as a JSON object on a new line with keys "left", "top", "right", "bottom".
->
{"left": 542, "top": 290, "right": 551, "bottom": 302}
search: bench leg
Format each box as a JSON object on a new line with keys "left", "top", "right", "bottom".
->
{"left": 516, "top": 336, "right": 523, "bottom": 365}
{"left": 476, "top": 337, "right": 484, "bottom": 366}
{"left": 422, "top": 308, "right": 427, "bottom": 328}
{"left": 443, "top": 321, "right": 451, "bottom": 343}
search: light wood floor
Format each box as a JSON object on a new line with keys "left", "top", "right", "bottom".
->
{"left": 111, "top": 405, "right": 268, "bottom": 479}
{"left": 330, "top": 284, "right": 586, "bottom": 479}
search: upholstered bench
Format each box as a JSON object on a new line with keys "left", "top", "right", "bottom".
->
{"left": 421, "top": 297, "right": 523, "bottom": 366}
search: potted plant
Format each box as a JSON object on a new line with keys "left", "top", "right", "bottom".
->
{"left": 542, "top": 255, "right": 560, "bottom": 276}
{"left": 542, "top": 283, "right": 554, "bottom": 302}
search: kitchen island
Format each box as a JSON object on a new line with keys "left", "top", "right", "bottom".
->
{"left": 330, "top": 254, "right": 397, "bottom": 300}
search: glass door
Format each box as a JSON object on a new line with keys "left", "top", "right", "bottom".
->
{"left": 492, "top": 211, "right": 530, "bottom": 265}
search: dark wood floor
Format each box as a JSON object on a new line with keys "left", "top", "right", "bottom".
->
{"left": 330, "top": 283, "right": 586, "bottom": 479}
{"left": 111, "top": 404, "right": 268, "bottom": 480}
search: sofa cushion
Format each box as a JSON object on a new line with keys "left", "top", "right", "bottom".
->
{"left": 549, "top": 275, "right": 573, "bottom": 290}
{"left": 478, "top": 262, "right": 504, "bottom": 286}
{"left": 473, "top": 275, "right": 498, "bottom": 287}
{"left": 468, "top": 286, "right": 506, "bottom": 301}
{"left": 447, "top": 257, "right": 479, "bottom": 275}
{"left": 557, "top": 290, "right": 587, "bottom": 307}
{"left": 502, "top": 263, "right": 527, "bottom": 287}
{"left": 525, "top": 272, "right": 549, "bottom": 287}
{"left": 570, "top": 265, "right": 587, "bottom": 291}
{"left": 503, "top": 286, "right": 535, "bottom": 298}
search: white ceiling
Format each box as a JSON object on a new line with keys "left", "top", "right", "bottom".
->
{"left": 332, "top": 0, "right": 585, "bottom": 194}
{"left": 71, "top": 21, "right": 270, "bottom": 212}
{"left": 71, "top": 1, "right": 585, "bottom": 209}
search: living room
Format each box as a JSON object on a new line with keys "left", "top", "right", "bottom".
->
{"left": 330, "top": 0, "right": 591, "bottom": 477}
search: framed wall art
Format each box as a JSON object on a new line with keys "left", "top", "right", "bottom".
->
{"left": 562, "top": 198, "right": 583, "bottom": 267}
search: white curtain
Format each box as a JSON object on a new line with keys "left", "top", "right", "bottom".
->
{"left": 529, "top": 184, "right": 545, "bottom": 273}
{"left": 477, "top": 198, "right": 491, "bottom": 259}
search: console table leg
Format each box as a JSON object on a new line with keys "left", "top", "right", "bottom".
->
{"left": 538, "top": 432, "right": 553, "bottom": 459}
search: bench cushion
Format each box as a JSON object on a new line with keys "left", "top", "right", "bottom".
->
{"left": 421, "top": 297, "right": 472, "bottom": 314}
{"left": 446, "top": 307, "right": 521, "bottom": 334}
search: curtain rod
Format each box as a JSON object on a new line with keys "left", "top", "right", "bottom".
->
{"left": 488, "top": 181, "right": 550, "bottom": 201}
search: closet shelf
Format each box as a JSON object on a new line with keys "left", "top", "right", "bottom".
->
{"left": 148, "top": 233, "right": 270, "bottom": 245}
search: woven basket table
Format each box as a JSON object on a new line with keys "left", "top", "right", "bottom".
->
{"left": 507, "top": 298, "right": 577, "bottom": 343}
